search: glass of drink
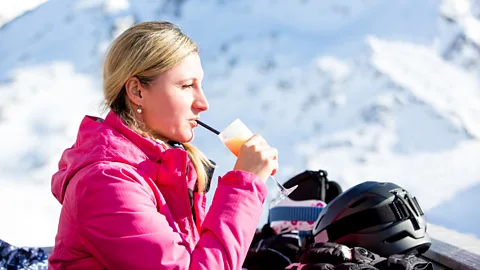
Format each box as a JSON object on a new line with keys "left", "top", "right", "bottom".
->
{"left": 218, "top": 119, "right": 298, "bottom": 197}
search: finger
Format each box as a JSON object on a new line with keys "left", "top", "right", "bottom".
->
{"left": 262, "top": 148, "right": 278, "bottom": 176}
{"left": 261, "top": 147, "right": 278, "bottom": 160}
{"left": 244, "top": 138, "right": 270, "bottom": 154}
{"left": 244, "top": 134, "right": 267, "bottom": 147}
{"left": 244, "top": 134, "right": 261, "bottom": 146}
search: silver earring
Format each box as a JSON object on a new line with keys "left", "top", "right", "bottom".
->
{"left": 136, "top": 104, "right": 142, "bottom": 113}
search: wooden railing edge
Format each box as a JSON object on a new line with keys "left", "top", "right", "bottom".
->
{"left": 421, "top": 238, "right": 480, "bottom": 270}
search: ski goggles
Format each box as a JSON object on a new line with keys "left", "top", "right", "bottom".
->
{"left": 269, "top": 196, "right": 326, "bottom": 235}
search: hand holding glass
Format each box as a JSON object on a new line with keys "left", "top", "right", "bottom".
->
{"left": 218, "top": 119, "right": 298, "bottom": 197}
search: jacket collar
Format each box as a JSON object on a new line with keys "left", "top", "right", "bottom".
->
{"left": 103, "top": 110, "right": 167, "bottom": 163}
{"left": 103, "top": 110, "right": 215, "bottom": 192}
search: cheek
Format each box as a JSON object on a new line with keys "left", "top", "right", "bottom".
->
{"left": 170, "top": 94, "right": 193, "bottom": 115}
{"left": 147, "top": 92, "right": 176, "bottom": 116}
{"left": 148, "top": 100, "right": 183, "bottom": 128}
{"left": 144, "top": 91, "right": 193, "bottom": 127}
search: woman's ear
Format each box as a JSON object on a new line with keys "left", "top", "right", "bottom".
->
{"left": 125, "top": 77, "right": 144, "bottom": 105}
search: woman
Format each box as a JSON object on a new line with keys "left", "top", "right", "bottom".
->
{"left": 48, "top": 21, "right": 278, "bottom": 270}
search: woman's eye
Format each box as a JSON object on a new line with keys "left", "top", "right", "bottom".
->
{"left": 182, "top": 84, "right": 194, "bottom": 89}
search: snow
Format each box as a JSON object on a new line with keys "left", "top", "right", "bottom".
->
{"left": 0, "top": 1, "right": 48, "bottom": 27}
{"left": 427, "top": 223, "right": 480, "bottom": 255}
{"left": 0, "top": 0, "right": 479, "bottom": 251}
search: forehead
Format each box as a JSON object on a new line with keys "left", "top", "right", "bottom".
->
{"left": 163, "top": 53, "right": 203, "bottom": 81}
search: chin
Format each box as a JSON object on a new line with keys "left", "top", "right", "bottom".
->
{"left": 174, "top": 131, "right": 195, "bottom": 143}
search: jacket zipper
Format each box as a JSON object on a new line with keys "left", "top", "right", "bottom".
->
{"left": 181, "top": 161, "right": 198, "bottom": 251}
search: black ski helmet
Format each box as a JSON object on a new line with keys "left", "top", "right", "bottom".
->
{"left": 312, "top": 181, "right": 431, "bottom": 257}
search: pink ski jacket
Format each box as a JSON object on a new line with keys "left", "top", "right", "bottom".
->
{"left": 48, "top": 110, "right": 267, "bottom": 270}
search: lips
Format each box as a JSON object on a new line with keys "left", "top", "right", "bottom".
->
{"left": 189, "top": 120, "right": 198, "bottom": 127}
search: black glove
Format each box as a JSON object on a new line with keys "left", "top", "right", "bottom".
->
{"left": 351, "top": 247, "right": 384, "bottom": 265}
{"left": 284, "top": 263, "right": 335, "bottom": 270}
{"left": 299, "top": 242, "right": 352, "bottom": 265}
{"left": 386, "top": 253, "right": 433, "bottom": 270}
{"left": 334, "top": 262, "right": 379, "bottom": 270}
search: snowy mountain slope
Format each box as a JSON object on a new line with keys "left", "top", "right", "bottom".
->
{"left": 0, "top": 1, "right": 48, "bottom": 27}
{"left": 428, "top": 182, "right": 480, "bottom": 243}
{"left": 0, "top": 0, "right": 479, "bottom": 247}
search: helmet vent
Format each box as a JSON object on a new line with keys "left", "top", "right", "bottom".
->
{"left": 349, "top": 196, "right": 370, "bottom": 208}
{"left": 384, "top": 230, "right": 412, "bottom": 243}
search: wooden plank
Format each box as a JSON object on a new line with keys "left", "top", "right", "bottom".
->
{"left": 422, "top": 238, "right": 480, "bottom": 270}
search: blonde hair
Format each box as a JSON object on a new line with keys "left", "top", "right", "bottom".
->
{"left": 102, "top": 21, "right": 213, "bottom": 192}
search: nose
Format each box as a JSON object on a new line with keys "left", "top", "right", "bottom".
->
{"left": 193, "top": 87, "right": 209, "bottom": 112}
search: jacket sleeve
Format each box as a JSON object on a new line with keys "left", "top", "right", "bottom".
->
{"left": 76, "top": 163, "right": 267, "bottom": 270}
{"left": 194, "top": 170, "right": 268, "bottom": 269}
